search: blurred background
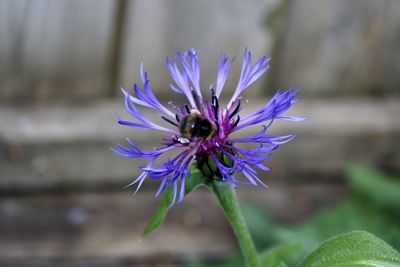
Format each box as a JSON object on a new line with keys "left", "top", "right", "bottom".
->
{"left": 0, "top": 0, "right": 399, "bottom": 266}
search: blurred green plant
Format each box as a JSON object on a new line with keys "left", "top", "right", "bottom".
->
{"left": 143, "top": 165, "right": 204, "bottom": 237}
{"left": 298, "top": 231, "right": 400, "bottom": 267}
{"left": 186, "top": 165, "right": 400, "bottom": 267}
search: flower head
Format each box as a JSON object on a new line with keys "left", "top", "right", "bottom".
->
{"left": 113, "top": 48, "right": 305, "bottom": 205}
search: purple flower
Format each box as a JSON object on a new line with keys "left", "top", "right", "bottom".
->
{"left": 113, "top": 48, "right": 305, "bottom": 205}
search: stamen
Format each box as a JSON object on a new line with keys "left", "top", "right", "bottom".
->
{"left": 229, "top": 100, "right": 241, "bottom": 119}
{"left": 209, "top": 87, "right": 218, "bottom": 117}
{"left": 161, "top": 115, "right": 179, "bottom": 127}
{"left": 210, "top": 87, "right": 216, "bottom": 97}
{"left": 212, "top": 101, "right": 219, "bottom": 121}
{"left": 231, "top": 115, "right": 240, "bottom": 129}
{"left": 209, "top": 89, "right": 220, "bottom": 134}
{"left": 191, "top": 87, "right": 202, "bottom": 111}
{"left": 213, "top": 95, "right": 219, "bottom": 110}
{"left": 184, "top": 104, "right": 190, "bottom": 114}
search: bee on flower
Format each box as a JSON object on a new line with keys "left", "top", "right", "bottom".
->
{"left": 113, "top": 48, "right": 305, "bottom": 205}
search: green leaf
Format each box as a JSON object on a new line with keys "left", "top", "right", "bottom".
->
{"left": 142, "top": 164, "right": 204, "bottom": 237}
{"left": 346, "top": 165, "right": 400, "bottom": 209}
{"left": 186, "top": 253, "right": 244, "bottom": 267}
{"left": 269, "top": 165, "right": 400, "bottom": 253}
{"left": 298, "top": 231, "right": 400, "bottom": 267}
{"left": 273, "top": 262, "right": 288, "bottom": 267}
{"left": 259, "top": 243, "right": 301, "bottom": 267}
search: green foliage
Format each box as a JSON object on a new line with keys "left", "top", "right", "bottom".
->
{"left": 347, "top": 165, "right": 400, "bottom": 210}
{"left": 186, "top": 254, "right": 244, "bottom": 267}
{"left": 259, "top": 243, "right": 301, "bottom": 267}
{"left": 142, "top": 182, "right": 174, "bottom": 237}
{"left": 186, "top": 165, "right": 400, "bottom": 267}
{"left": 241, "top": 204, "right": 279, "bottom": 248}
{"left": 271, "top": 199, "right": 400, "bottom": 254}
{"left": 142, "top": 165, "right": 204, "bottom": 236}
{"left": 271, "top": 166, "right": 400, "bottom": 252}
{"left": 298, "top": 231, "right": 400, "bottom": 267}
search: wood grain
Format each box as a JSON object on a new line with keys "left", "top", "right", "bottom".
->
{"left": 0, "top": 99, "right": 399, "bottom": 194}
{"left": 0, "top": 0, "right": 116, "bottom": 101}
{"left": 0, "top": 185, "right": 348, "bottom": 266}
{"left": 272, "top": 0, "right": 400, "bottom": 96}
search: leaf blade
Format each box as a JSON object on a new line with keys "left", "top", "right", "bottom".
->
{"left": 259, "top": 243, "right": 301, "bottom": 267}
{"left": 142, "top": 164, "right": 205, "bottom": 237}
{"left": 346, "top": 165, "right": 400, "bottom": 209}
{"left": 298, "top": 231, "right": 400, "bottom": 267}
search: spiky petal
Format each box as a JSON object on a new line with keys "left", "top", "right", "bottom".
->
{"left": 113, "top": 48, "right": 305, "bottom": 205}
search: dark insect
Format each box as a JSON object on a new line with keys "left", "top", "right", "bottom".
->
{"left": 178, "top": 110, "right": 216, "bottom": 143}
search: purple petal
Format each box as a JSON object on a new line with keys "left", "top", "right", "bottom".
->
{"left": 236, "top": 87, "right": 301, "bottom": 130}
{"left": 120, "top": 89, "right": 179, "bottom": 134}
{"left": 215, "top": 54, "right": 235, "bottom": 98}
{"left": 227, "top": 49, "right": 271, "bottom": 109}
{"left": 177, "top": 49, "right": 203, "bottom": 104}
{"left": 166, "top": 55, "right": 197, "bottom": 109}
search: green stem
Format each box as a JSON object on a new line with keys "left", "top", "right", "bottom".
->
{"left": 211, "top": 180, "right": 261, "bottom": 267}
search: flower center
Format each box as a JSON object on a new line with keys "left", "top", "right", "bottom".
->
{"left": 196, "top": 150, "right": 234, "bottom": 179}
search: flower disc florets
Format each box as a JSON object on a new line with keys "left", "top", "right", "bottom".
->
{"left": 113, "top": 48, "right": 305, "bottom": 204}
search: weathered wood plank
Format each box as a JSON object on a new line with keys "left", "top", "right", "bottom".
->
{"left": 0, "top": 99, "right": 399, "bottom": 193}
{"left": 0, "top": 185, "right": 348, "bottom": 266}
{"left": 0, "top": 190, "right": 232, "bottom": 266}
{"left": 1, "top": 99, "right": 399, "bottom": 144}
{"left": 272, "top": 0, "right": 400, "bottom": 96}
{"left": 117, "top": 0, "right": 281, "bottom": 99}
{"left": 0, "top": 0, "right": 116, "bottom": 101}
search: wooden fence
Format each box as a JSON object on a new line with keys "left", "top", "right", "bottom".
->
{"left": 1, "top": 0, "right": 399, "bottom": 102}
{"left": 0, "top": 1, "right": 400, "bottom": 266}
